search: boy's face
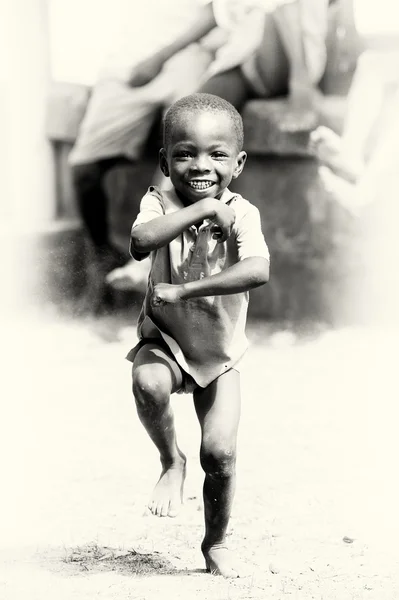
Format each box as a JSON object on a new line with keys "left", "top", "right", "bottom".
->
{"left": 160, "top": 111, "right": 247, "bottom": 205}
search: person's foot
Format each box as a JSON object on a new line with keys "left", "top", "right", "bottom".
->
{"left": 318, "top": 166, "right": 363, "bottom": 217}
{"left": 105, "top": 258, "right": 150, "bottom": 293}
{"left": 309, "top": 126, "right": 343, "bottom": 167}
{"left": 309, "top": 126, "right": 362, "bottom": 184}
{"left": 148, "top": 456, "right": 186, "bottom": 518}
{"left": 202, "top": 545, "right": 240, "bottom": 578}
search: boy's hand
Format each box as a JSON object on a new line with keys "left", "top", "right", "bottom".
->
{"left": 151, "top": 283, "right": 184, "bottom": 307}
{"left": 207, "top": 200, "right": 236, "bottom": 243}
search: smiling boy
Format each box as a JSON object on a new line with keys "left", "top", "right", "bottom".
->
{"left": 127, "top": 93, "right": 269, "bottom": 577}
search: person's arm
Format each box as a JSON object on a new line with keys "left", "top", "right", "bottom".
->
{"left": 128, "top": 3, "right": 217, "bottom": 86}
{"left": 150, "top": 203, "right": 270, "bottom": 304}
{"left": 130, "top": 197, "right": 235, "bottom": 256}
{"left": 151, "top": 256, "right": 269, "bottom": 306}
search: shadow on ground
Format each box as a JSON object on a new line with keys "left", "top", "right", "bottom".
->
{"left": 57, "top": 543, "right": 206, "bottom": 578}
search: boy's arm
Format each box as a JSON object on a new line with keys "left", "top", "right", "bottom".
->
{"left": 128, "top": 3, "right": 217, "bottom": 86}
{"left": 152, "top": 257, "right": 269, "bottom": 306}
{"left": 130, "top": 197, "right": 235, "bottom": 256}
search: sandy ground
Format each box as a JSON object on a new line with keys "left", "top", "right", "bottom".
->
{"left": 1, "top": 307, "right": 399, "bottom": 599}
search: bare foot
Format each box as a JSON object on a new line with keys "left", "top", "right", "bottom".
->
{"left": 318, "top": 166, "right": 362, "bottom": 217}
{"left": 203, "top": 546, "right": 240, "bottom": 578}
{"left": 309, "top": 126, "right": 343, "bottom": 167}
{"left": 310, "top": 126, "right": 362, "bottom": 184}
{"left": 148, "top": 457, "right": 186, "bottom": 518}
{"left": 105, "top": 258, "right": 150, "bottom": 293}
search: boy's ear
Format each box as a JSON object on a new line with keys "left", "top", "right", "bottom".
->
{"left": 232, "top": 151, "right": 247, "bottom": 179}
{"left": 159, "top": 148, "right": 170, "bottom": 177}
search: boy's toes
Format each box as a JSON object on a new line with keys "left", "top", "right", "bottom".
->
{"left": 159, "top": 502, "right": 170, "bottom": 518}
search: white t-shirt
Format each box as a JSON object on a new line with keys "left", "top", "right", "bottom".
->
{"left": 131, "top": 186, "right": 270, "bottom": 387}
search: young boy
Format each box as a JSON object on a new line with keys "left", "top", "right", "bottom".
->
{"left": 127, "top": 93, "right": 270, "bottom": 578}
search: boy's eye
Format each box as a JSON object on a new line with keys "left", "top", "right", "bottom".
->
{"left": 212, "top": 152, "right": 228, "bottom": 159}
{"left": 174, "top": 151, "right": 192, "bottom": 159}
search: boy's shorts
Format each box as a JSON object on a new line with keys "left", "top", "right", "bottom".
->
{"left": 126, "top": 338, "right": 198, "bottom": 395}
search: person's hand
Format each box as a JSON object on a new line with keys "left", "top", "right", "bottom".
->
{"left": 151, "top": 283, "right": 184, "bottom": 307}
{"left": 127, "top": 52, "right": 166, "bottom": 87}
{"left": 279, "top": 81, "right": 319, "bottom": 133}
{"left": 206, "top": 200, "right": 236, "bottom": 243}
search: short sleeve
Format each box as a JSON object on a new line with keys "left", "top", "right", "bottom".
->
{"left": 132, "top": 187, "right": 164, "bottom": 229}
{"left": 235, "top": 204, "right": 270, "bottom": 262}
{"left": 130, "top": 187, "right": 165, "bottom": 260}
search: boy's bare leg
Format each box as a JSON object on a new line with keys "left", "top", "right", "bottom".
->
{"left": 133, "top": 344, "right": 186, "bottom": 517}
{"left": 193, "top": 369, "right": 241, "bottom": 578}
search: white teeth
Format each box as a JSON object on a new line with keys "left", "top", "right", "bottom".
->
{"left": 188, "top": 180, "right": 213, "bottom": 190}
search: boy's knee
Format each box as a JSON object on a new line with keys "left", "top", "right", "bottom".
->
{"left": 200, "top": 443, "right": 236, "bottom": 478}
{"left": 132, "top": 364, "right": 172, "bottom": 408}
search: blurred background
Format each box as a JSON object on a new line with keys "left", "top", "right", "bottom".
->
{"left": 2, "top": 4, "right": 399, "bottom": 598}
{"left": 1, "top": 0, "right": 399, "bottom": 327}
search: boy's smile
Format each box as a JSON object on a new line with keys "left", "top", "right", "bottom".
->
{"left": 160, "top": 111, "right": 246, "bottom": 205}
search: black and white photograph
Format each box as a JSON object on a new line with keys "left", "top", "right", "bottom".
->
{"left": 1, "top": 0, "right": 399, "bottom": 598}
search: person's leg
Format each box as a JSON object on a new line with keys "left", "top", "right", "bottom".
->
{"left": 310, "top": 53, "right": 399, "bottom": 186}
{"left": 132, "top": 343, "right": 186, "bottom": 517}
{"left": 72, "top": 157, "right": 133, "bottom": 312}
{"left": 308, "top": 52, "right": 389, "bottom": 181}
{"left": 198, "top": 67, "right": 253, "bottom": 112}
{"left": 72, "top": 160, "right": 110, "bottom": 250}
{"left": 193, "top": 369, "right": 241, "bottom": 578}
{"left": 339, "top": 52, "right": 396, "bottom": 164}
{"left": 72, "top": 157, "right": 130, "bottom": 261}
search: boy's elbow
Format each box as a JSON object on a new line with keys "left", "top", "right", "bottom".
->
{"left": 130, "top": 227, "right": 150, "bottom": 254}
{"left": 252, "top": 258, "right": 270, "bottom": 286}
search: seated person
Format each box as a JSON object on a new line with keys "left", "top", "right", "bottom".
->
{"left": 310, "top": 50, "right": 399, "bottom": 323}
{"left": 70, "top": 0, "right": 333, "bottom": 303}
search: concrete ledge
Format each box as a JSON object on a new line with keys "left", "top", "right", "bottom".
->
{"left": 46, "top": 82, "right": 347, "bottom": 151}
{"left": 242, "top": 95, "right": 346, "bottom": 156}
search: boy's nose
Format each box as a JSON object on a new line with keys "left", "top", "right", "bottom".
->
{"left": 191, "top": 155, "right": 211, "bottom": 173}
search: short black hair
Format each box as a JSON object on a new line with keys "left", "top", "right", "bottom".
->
{"left": 163, "top": 93, "right": 244, "bottom": 151}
